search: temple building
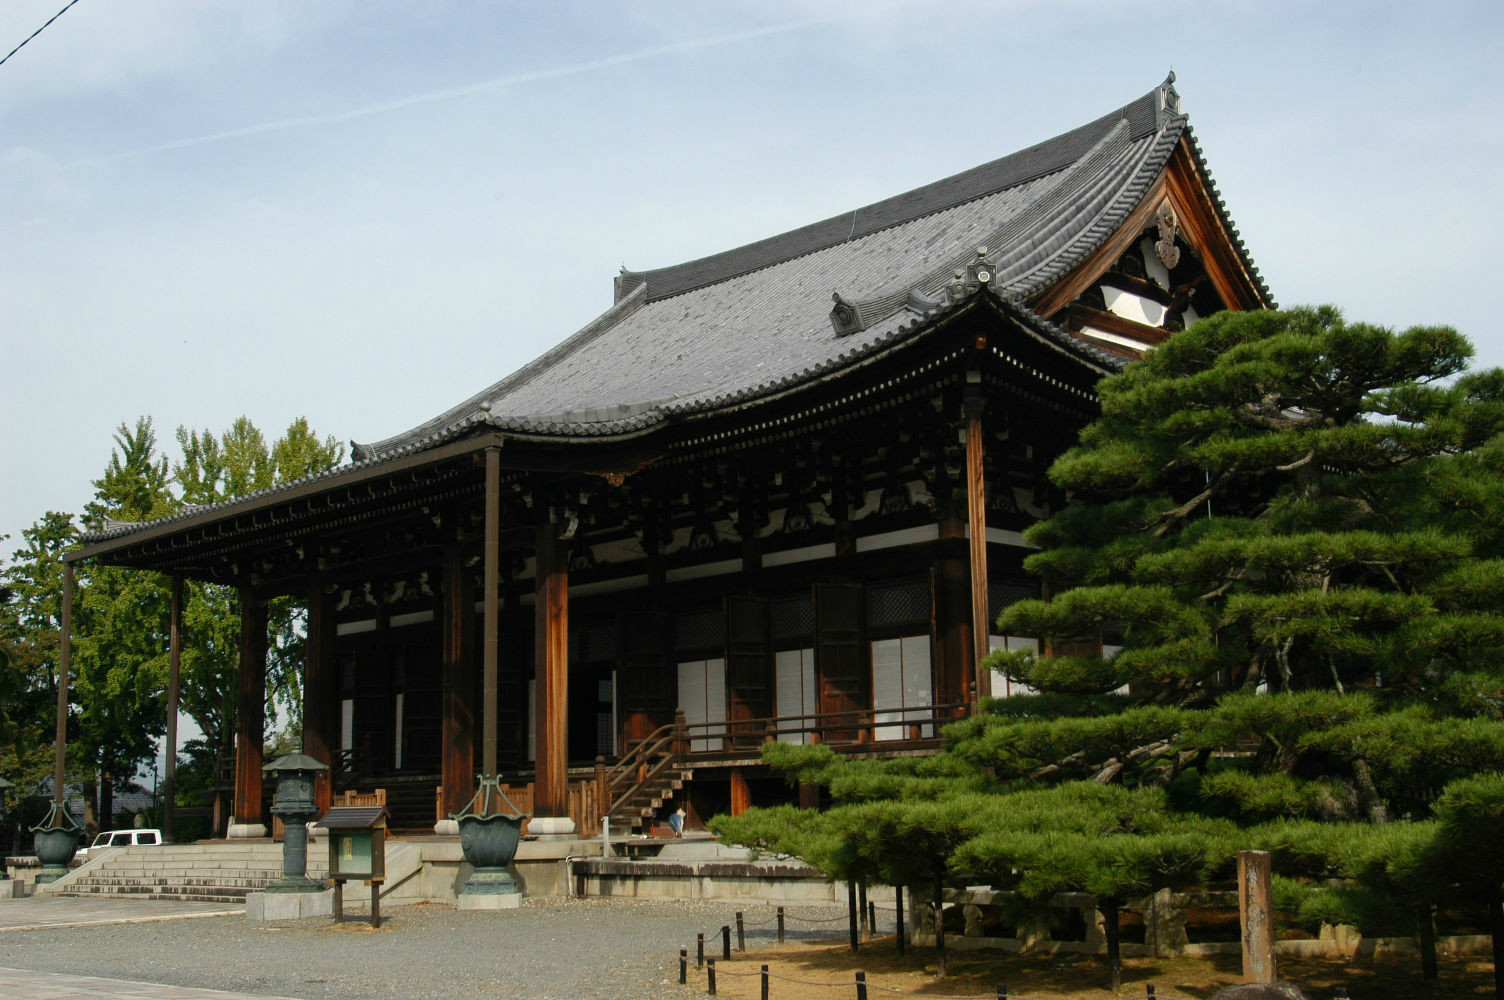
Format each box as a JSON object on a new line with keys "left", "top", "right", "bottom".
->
{"left": 66, "top": 74, "right": 1271, "bottom": 838}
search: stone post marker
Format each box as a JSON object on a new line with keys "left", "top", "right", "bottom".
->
{"left": 1238, "top": 849, "right": 1276, "bottom": 984}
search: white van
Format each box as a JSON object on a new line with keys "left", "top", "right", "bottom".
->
{"left": 80, "top": 828, "right": 163, "bottom": 858}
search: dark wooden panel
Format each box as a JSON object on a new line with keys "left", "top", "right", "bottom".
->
{"left": 814, "top": 582, "right": 865, "bottom": 743}
{"left": 725, "top": 596, "right": 771, "bottom": 747}
{"left": 618, "top": 610, "right": 671, "bottom": 745}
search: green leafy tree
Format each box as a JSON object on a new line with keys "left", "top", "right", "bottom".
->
{"left": 0, "top": 516, "right": 79, "bottom": 851}
{"left": 171, "top": 417, "right": 343, "bottom": 779}
{"left": 70, "top": 418, "right": 178, "bottom": 831}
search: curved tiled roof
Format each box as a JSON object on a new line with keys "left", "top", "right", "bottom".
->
{"left": 82, "top": 76, "right": 1267, "bottom": 548}
{"left": 356, "top": 75, "right": 1227, "bottom": 463}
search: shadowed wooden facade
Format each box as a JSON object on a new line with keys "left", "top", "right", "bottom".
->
{"left": 62, "top": 76, "right": 1271, "bottom": 836}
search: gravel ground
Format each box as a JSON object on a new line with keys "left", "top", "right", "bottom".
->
{"left": 0, "top": 898, "right": 849, "bottom": 1000}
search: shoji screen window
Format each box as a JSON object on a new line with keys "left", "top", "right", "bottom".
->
{"left": 866, "top": 578, "right": 934, "bottom": 741}
{"left": 772, "top": 594, "right": 816, "bottom": 744}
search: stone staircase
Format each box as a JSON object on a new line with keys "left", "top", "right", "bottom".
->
{"left": 43, "top": 843, "right": 330, "bottom": 904}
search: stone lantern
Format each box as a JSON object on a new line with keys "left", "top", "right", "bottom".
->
{"left": 263, "top": 754, "right": 328, "bottom": 893}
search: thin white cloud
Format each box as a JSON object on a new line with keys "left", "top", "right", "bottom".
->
{"left": 47, "top": 17, "right": 829, "bottom": 172}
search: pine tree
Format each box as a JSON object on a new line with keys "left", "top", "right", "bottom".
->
{"left": 715, "top": 309, "right": 1504, "bottom": 989}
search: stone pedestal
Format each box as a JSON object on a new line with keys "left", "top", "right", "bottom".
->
{"left": 528, "top": 816, "right": 576, "bottom": 838}
{"left": 227, "top": 822, "right": 268, "bottom": 839}
{"left": 433, "top": 818, "right": 459, "bottom": 837}
{"left": 0, "top": 879, "right": 16, "bottom": 899}
{"left": 246, "top": 889, "right": 334, "bottom": 921}
{"left": 459, "top": 889, "right": 522, "bottom": 910}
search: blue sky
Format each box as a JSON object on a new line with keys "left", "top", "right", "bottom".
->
{"left": 3, "top": 0, "right": 1503, "bottom": 555}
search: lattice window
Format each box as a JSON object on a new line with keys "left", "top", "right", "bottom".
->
{"left": 772, "top": 594, "right": 814, "bottom": 641}
{"left": 675, "top": 608, "right": 725, "bottom": 652}
{"left": 867, "top": 578, "right": 930, "bottom": 628}
{"left": 988, "top": 581, "right": 1037, "bottom": 622}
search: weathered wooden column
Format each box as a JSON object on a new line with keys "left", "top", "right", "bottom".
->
{"left": 481, "top": 448, "right": 501, "bottom": 778}
{"left": 963, "top": 377, "right": 991, "bottom": 703}
{"left": 1238, "top": 849, "right": 1276, "bottom": 983}
{"left": 52, "top": 562, "right": 74, "bottom": 805}
{"left": 532, "top": 517, "right": 570, "bottom": 828}
{"left": 729, "top": 768, "right": 751, "bottom": 818}
{"left": 936, "top": 506, "right": 971, "bottom": 713}
{"left": 231, "top": 582, "right": 268, "bottom": 837}
{"left": 301, "top": 579, "right": 337, "bottom": 815}
{"left": 441, "top": 543, "right": 476, "bottom": 818}
{"left": 163, "top": 575, "right": 183, "bottom": 841}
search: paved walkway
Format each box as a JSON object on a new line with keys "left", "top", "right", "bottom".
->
{"left": 0, "top": 896, "right": 239, "bottom": 933}
{"left": 1, "top": 897, "right": 268, "bottom": 999}
{"left": 0, "top": 967, "right": 303, "bottom": 1000}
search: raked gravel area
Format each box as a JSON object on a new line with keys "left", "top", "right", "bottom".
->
{"left": 0, "top": 896, "right": 850, "bottom": 1000}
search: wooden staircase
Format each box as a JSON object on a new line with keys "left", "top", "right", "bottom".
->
{"left": 602, "top": 711, "right": 695, "bottom": 837}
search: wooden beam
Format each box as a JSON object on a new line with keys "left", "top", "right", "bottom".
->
{"left": 533, "top": 522, "right": 569, "bottom": 816}
{"left": 52, "top": 563, "right": 73, "bottom": 805}
{"left": 482, "top": 448, "right": 501, "bottom": 777}
{"left": 1162, "top": 138, "right": 1270, "bottom": 312}
{"left": 233, "top": 583, "right": 267, "bottom": 826}
{"left": 964, "top": 387, "right": 990, "bottom": 704}
{"left": 1061, "top": 304, "right": 1170, "bottom": 346}
{"left": 164, "top": 575, "right": 182, "bottom": 841}
{"left": 441, "top": 544, "right": 476, "bottom": 816}
{"left": 69, "top": 433, "right": 509, "bottom": 565}
{"left": 301, "top": 579, "right": 337, "bottom": 815}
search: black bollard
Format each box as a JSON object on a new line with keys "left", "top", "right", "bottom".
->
{"left": 722, "top": 924, "right": 731, "bottom": 960}
{"left": 868, "top": 900, "right": 876, "bottom": 938}
{"left": 707, "top": 958, "right": 717, "bottom": 997}
{"left": 856, "top": 970, "right": 868, "bottom": 1000}
{"left": 697, "top": 932, "right": 705, "bottom": 967}
{"left": 1146, "top": 986, "right": 1156, "bottom": 999}
{"left": 761, "top": 964, "right": 769, "bottom": 1000}
{"left": 777, "top": 906, "right": 785, "bottom": 943}
{"left": 736, "top": 911, "right": 746, "bottom": 951}
{"left": 997, "top": 984, "right": 1008, "bottom": 999}
{"left": 680, "top": 948, "right": 688, "bottom": 984}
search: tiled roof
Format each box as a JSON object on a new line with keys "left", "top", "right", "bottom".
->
{"left": 80, "top": 76, "right": 1266, "bottom": 548}
{"left": 355, "top": 74, "right": 1213, "bottom": 462}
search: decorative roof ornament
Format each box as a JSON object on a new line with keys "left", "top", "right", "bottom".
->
{"left": 1154, "top": 200, "right": 1181, "bottom": 270}
{"left": 1156, "top": 70, "right": 1182, "bottom": 126}
{"left": 830, "top": 292, "right": 867, "bottom": 336}
{"left": 945, "top": 246, "right": 996, "bottom": 304}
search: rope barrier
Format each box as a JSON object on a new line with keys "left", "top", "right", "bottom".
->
{"left": 676, "top": 904, "right": 1209, "bottom": 1000}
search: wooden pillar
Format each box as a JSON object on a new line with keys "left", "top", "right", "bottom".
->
{"left": 302, "top": 579, "right": 337, "bottom": 814}
{"left": 729, "top": 767, "right": 751, "bottom": 818}
{"left": 1238, "top": 849, "right": 1276, "bottom": 984}
{"left": 964, "top": 383, "right": 990, "bottom": 703}
{"left": 533, "top": 521, "right": 568, "bottom": 817}
{"left": 936, "top": 513, "right": 971, "bottom": 712}
{"left": 52, "top": 562, "right": 74, "bottom": 804}
{"left": 482, "top": 449, "right": 501, "bottom": 777}
{"left": 163, "top": 574, "right": 183, "bottom": 841}
{"left": 441, "top": 544, "right": 476, "bottom": 816}
{"left": 233, "top": 583, "right": 267, "bottom": 831}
